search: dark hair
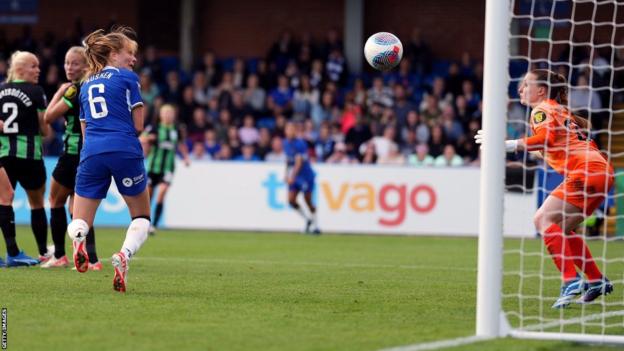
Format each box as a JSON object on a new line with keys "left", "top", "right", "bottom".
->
{"left": 530, "top": 68, "right": 591, "bottom": 130}
{"left": 530, "top": 69, "right": 568, "bottom": 105}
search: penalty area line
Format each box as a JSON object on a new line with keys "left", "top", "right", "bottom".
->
{"left": 378, "top": 335, "right": 491, "bottom": 351}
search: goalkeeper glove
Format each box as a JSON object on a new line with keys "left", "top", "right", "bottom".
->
{"left": 474, "top": 130, "right": 518, "bottom": 152}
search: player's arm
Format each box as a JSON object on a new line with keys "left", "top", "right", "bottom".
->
{"left": 132, "top": 105, "right": 145, "bottom": 134}
{"left": 44, "top": 82, "right": 73, "bottom": 124}
{"left": 38, "top": 110, "right": 50, "bottom": 137}
{"left": 288, "top": 155, "right": 303, "bottom": 184}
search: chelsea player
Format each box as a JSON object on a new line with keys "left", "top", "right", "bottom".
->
{"left": 67, "top": 27, "right": 149, "bottom": 293}
{"left": 283, "top": 121, "right": 320, "bottom": 234}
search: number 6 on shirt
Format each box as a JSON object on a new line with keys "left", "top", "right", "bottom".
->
{"left": 88, "top": 83, "right": 108, "bottom": 118}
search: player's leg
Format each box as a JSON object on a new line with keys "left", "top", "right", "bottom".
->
{"left": 288, "top": 185, "right": 310, "bottom": 233}
{"left": 22, "top": 159, "right": 48, "bottom": 259}
{"left": 303, "top": 190, "right": 320, "bottom": 234}
{"left": 535, "top": 194, "right": 583, "bottom": 308}
{"left": 111, "top": 155, "right": 151, "bottom": 292}
{"left": 42, "top": 177, "right": 72, "bottom": 268}
{"left": 0, "top": 159, "right": 38, "bottom": 266}
{"left": 69, "top": 194, "right": 101, "bottom": 272}
{"left": 153, "top": 181, "right": 170, "bottom": 231}
{"left": 69, "top": 155, "right": 109, "bottom": 273}
{"left": 0, "top": 165, "right": 21, "bottom": 267}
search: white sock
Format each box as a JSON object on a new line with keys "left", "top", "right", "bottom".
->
{"left": 310, "top": 211, "right": 318, "bottom": 229}
{"left": 121, "top": 218, "right": 150, "bottom": 259}
{"left": 293, "top": 206, "right": 309, "bottom": 222}
{"left": 67, "top": 219, "right": 89, "bottom": 242}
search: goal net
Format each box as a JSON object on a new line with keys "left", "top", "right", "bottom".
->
{"left": 496, "top": 0, "right": 624, "bottom": 343}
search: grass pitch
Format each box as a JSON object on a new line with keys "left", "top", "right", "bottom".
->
{"left": 2, "top": 227, "right": 624, "bottom": 350}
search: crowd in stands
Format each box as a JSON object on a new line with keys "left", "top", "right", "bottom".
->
{"left": 1, "top": 24, "right": 622, "bottom": 167}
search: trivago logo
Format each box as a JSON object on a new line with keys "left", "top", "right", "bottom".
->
{"left": 262, "top": 172, "right": 436, "bottom": 226}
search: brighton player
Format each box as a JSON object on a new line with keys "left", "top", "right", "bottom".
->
{"left": 141, "top": 104, "right": 190, "bottom": 235}
{"left": 283, "top": 121, "right": 320, "bottom": 234}
{"left": 0, "top": 51, "right": 49, "bottom": 266}
{"left": 42, "top": 46, "right": 101, "bottom": 269}
{"left": 476, "top": 69, "right": 613, "bottom": 308}
{"left": 68, "top": 27, "right": 150, "bottom": 292}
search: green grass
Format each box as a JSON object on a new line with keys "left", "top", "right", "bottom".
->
{"left": 2, "top": 227, "right": 624, "bottom": 351}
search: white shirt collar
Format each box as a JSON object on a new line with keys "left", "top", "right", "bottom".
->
{"left": 103, "top": 65, "right": 120, "bottom": 72}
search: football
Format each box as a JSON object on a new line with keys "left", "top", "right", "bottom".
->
{"left": 364, "top": 32, "right": 403, "bottom": 71}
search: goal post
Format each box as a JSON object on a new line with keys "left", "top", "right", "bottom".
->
{"left": 479, "top": 0, "right": 624, "bottom": 345}
{"left": 476, "top": 0, "right": 511, "bottom": 339}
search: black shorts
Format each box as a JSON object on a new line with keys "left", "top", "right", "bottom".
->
{"left": 148, "top": 172, "right": 173, "bottom": 187}
{"left": 52, "top": 154, "right": 80, "bottom": 190}
{"left": 0, "top": 157, "right": 46, "bottom": 190}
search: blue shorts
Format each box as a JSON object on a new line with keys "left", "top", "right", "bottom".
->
{"left": 75, "top": 152, "right": 147, "bottom": 199}
{"left": 289, "top": 174, "right": 315, "bottom": 194}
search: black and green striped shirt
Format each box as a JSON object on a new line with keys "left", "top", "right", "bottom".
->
{"left": 0, "top": 81, "right": 47, "bottom": 160}
{"left": 60, "top": 83, "right": 83, "bottom": 155}
{"left": 146, "top": 124, "right": 181, "bottom": 175}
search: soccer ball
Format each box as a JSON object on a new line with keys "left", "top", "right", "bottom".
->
{"left": 364, "top": 32, "right": 403, "bottom": 71}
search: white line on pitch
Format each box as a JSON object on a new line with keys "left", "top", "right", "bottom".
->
{"left": 521, "top": 310, "right": 624, "bottom": 331}
{"left": 135, "top": 256, "right": 478, "bottom": 272}
{"left": 378, "top": 335, "right": 491, "bottom": 351}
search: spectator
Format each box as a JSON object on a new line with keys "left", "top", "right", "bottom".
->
{"left": 187, "top": 107, "right": 209, "bottom": 143}
{"left": 367, "top": 77, "right": 393, "bottom": 108}
{"left": 326, "top": 142, "right": 357, "bottom": 164}
{"left": 461, "top": 79, "right": 481, "bottom": 110}
{"left": 408, "top": 144, "right": 435, "bottom": 167}
{"left": 142, "top": 45, "right": 163, "bottom": 84}
{"left": 420, "top": 95, "right": 442, "bottom": 126}
{"left": 216, "top": 71, "right": 235, "bottom": 110}
{"left": 215, "top": 109, "right": 232, "bottom": 143}
{"left": 256, "top": 127, "right": 272, "bottom": 159}
{"left": 314, "top": 122, "right": 335, "bottom": 162}
{"left": 345, "top": 115, "right": 373, "bottom": 159}
{"left": 393, "top": 84, "right": 416, "bottom": 127}
{"left": 434, "top": 144, "right": 464, "bottom": 167}
{"left": 227, "top": 125, "right": 242, "bottom": 156}
{"left": 179, "top": 86, "right": 199, "bottom": 127}
{"left": 570, "top": 74, "right": 602, "bottom": 112}
{"left": 393, "top": 59, "right": 418, "bottom": 94}
{"left": 230, "top": 90, "right": 252, "bottom": 124}
{"left": 203, "top": 129, "right": 221, "bottom": 158}
{"left": 140, "top": 70, "right": 160, "bottom": 107}
{"left": 405, "top": 27, "right": 432, "bottom": 75}
{"left": 326, "top": 48, "right": 346, "bottom": 84}
{"left": 215, "top": 144, "right": 233, "bottom": 161}
{"left": 369, "top": 125, "right": 398, "bottom": 159}
{"left": 232, "top": 57, "right": 247, "bottom": 89}
{"left": 268, "top": 30, "right": 297, "bottom": 72}
{"left": 428, "top": 125, "right": 447, "bottom": 158}
{"left": 352, "top": 78, "right": 367, "bottom": 106}
{"left": 198, "top": 50, "right": 221, "bottom": 87}
{"left": 309, "top": 59, "right": 325, "bottom": 89}
{"left": 311, "top": 90, "right": 336, "bottom": 127}
{"left": 234, "top": 144, "right": 261, "bottom": 162}
{"left": 400, "top": 128, "right": 418, "bottom": 155}
{"left": 239, "top": 115, "right": 260, "bottom": 145}
{"left": 243, "top": 74, "right": 266, "bottom": 114}
{"left": 268, "top": 74, "right": 294, "bottom": 113}
{"left": 440, "top": 106, "right": 464, "bottom": 143}
{"left": 361, "top": 142, "right": 377, "bottom": 164}
{"left": 445, "top": 63, "right": 464, "bottom": 97}
{"left": 265, "top": 136, "right": 286, "bottom": 162}
{"left": 162, "top": 70, "right": 183, "bottom": 104}
{"left": 340, "top": 93, "right": 361, "bottom": 134}
{"left": 192, "top": 141, "right": 210, "bottom": 160}
{"left": 191, "top": 71, "right": 210, "bottom": 106}
{"left": 293, "top": 74, "right": 319, "bottom": 119}
{"left": 377, "top": 144, "right": 406, "bottom": 165}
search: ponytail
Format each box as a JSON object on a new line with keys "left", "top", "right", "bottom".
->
{"left": 531, "top": 69, "right": 568, "bottom": 106}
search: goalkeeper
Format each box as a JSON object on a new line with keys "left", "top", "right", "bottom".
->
{"left": 476, "top": 69, "right": 614, "bottom": 309}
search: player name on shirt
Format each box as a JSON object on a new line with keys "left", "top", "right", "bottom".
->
{"left": 85, "top": 71, "right": 113, "bottom": 83}
{"left": 0, "top": 88, "right": 33, "bottom": 106}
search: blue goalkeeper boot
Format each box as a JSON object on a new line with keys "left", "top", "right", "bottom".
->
{"left": 552, "top": 277, "right": 584, "bottom": 309}
{"left": 6, "top": 251, "right": 40, "bottom": 267}
{"left": 576, "top": 278, "right": 613, "bottom": 305}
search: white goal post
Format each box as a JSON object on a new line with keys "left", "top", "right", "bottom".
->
{"left": 478, "top": 0, "right": 624, "bottom": 345}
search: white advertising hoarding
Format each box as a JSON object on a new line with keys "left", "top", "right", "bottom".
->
{"left": 165, "top": 161, "right": 536, "bottom": 238}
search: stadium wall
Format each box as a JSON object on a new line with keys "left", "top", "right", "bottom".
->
{"left": 13, "top": 159, "right": 535, "bottom": 237}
